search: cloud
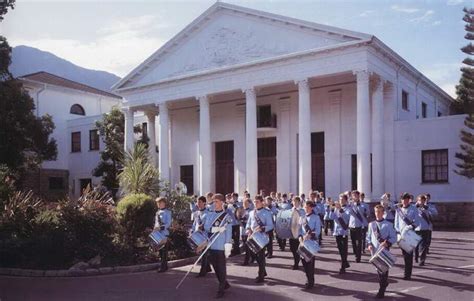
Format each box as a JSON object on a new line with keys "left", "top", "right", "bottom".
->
{"left": 446, "top": 0, "right": 464, "bottom": 5}
{"left": 440, "top": 83, "right": 456, "bottom": 98}
{"left": 410, "top": 10, "right": 434, "bottom": 23}
{"left": 421, "top": 63, "right": 461, "bottom": 98}
{"left": 358, "top": 10, "right": 375, "bottom": 18}
{"left": 9, "top": 15, "right": 169, "bottom": 76}
{"left": 390, "top": 5, "right": 420, "bottom": 14}
{"left": 432, "top": 20, "right": 442, "bottom": 26}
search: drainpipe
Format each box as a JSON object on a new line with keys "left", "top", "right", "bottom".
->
{"left": 415, "top": 78, "right": 422, "bottom": 119}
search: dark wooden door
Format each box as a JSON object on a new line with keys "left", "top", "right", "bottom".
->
{"left": 180, "top": 165, "right": 194, "bottom": 195}
{"left": 215, "top": 141, "right": 234, "bottom": 194}
{"left": 311, "top": 132, "right": 325, "bottom": 193}
{"left": 258, "top": 137, "right": 277, "bottom": 194}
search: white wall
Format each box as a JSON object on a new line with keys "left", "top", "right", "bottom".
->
{"left": 394, "top": 115, "right": 474, "bottom": 202}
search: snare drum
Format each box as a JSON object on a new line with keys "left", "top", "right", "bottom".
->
{"left": 369, "top": 247, "right": 397, "bottom": 273}
{"left": 398, "top": 228, "right": 421, "bottom": 253}
{"left": 246, "top": 231, "right": 270, "bottom": 254}
{"left": 149, "top": 230, "right": 168, "bottom": 251}
{"left": 297, "top": 239, "right": 320, "bottom": 262}
{"left": 188, "top": 231, "right": 209, "bottom": 253}
{"left": 275, "top": 209, "right": 300, "bottom": 239}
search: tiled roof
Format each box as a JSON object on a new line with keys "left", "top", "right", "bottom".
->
{"left": 19, "top": 71, "right": 122, "bottom": 99}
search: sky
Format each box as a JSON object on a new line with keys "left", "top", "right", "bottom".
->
{"left": 0, "top": 0, "right": 470, "bottom": 97}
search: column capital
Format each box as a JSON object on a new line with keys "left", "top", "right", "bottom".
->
{"left": 242, "top": 87, "right": 256, "bottom": 98}
{"left": 144, "top": 110, "right": 157, "bottom": 119}
{"left": 353, "top": 69, "right": 371, "bottom": 83}
{"left": 158, "top": 102, "right": 169, "bottom": 113}
{"left": 197, "top": 95, "right": 209, "bottom": 106}
{"left": 294, "top": 78, "right": 309, "bottom": 89}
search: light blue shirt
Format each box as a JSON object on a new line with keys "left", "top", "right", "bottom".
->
{"left": 279, "top": 200, "right": 292, "bottom": 210}
{"left": 348, "top": 202, "right": 369, "bottom": 228}
{"left": 155, "top": 208, "right": 172, "bottom": 236}
{"left": 330, "top": 206, "right": 350, "bottom": 236}
{"left": 246, "top": 208, "right": 274, "bottom": 232}
{"left": 366, "top": 219, "right": 397, "bottom": 252}
{"left": 301, "top": 212, "right": 321, "bottom": 239}
{"left": 203, "top": 210, "right": 232, "bottom": 251}
{"left": 323, "top": 204, "right": 334, "bottom": 220}
{"left": 394, "top": 206, "right": 421, "bottom": 233}
{"left": 415, "top": 205, "right": 438, "bottom": 231}
{"left": 383, "top": 201, "right": 397, "bottom": 221}
{"left": 313, "top": 201, "right": 325, "bottom": 217}
{"left": 191, "top": 208, "right": 208, "bottom": 233}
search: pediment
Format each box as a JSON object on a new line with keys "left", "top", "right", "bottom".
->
{"left": 114, "top": 3, "right": 369, "bottom": 90}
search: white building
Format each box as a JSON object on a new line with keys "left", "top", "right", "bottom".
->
{"left": 112, "top": 2, "right": 472, "bottom": 203}
{"left": 20, "top": 71, "right": 121, "bottom": 199}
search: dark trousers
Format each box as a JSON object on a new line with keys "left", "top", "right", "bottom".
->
{"left": 324, "top": 220, "right": 334, "bottom": 235}
{"left": 242, "top": 235, "right": 255, "bottom": 264}
{"left": 302, "top": 257, "right": 315, "bottom": 285}
{"left": 350, "top": 227, "right": 363, "bottom": 261}
{"left": 335, "top": 235, "right": 349, "bottom": 268}
{"left": 415, "top": 230, "right": 430, "bottom": 263}
{"left": 361, "top": 227, "right": 367, "bottom": 252}
{"left": 266, "top": 230, "right": 274, "bottom": 257}
{"left": 199, "top": 250, "right": 211, "bottom": 275}
{"left": 208, "top": 249, "right": 228, "bottom": 293}
{"left": 289, "top": 238, "right": 300, "bottom": 267}
{"left": 254, "top": 247, "right": 267, "bottom": 278}
{"left": 377, "top": 270, "right": 389, "bottom": 291}
{"left": 402, "top": 249, "right": 414, "bottom": 278}
{"left": 159, "top": 244, "right": 168, "bottom": 271}
{"left": 231, "top": 225, "right": 240, "bottom": 255}
{"left": 277, "top": 238, "right": 287, "bottom": 250}
{"left": 427, "top": 230, "right": 433, "bottom": 253}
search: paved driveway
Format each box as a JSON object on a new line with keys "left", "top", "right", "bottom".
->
{"left": 1, "top": 231, "right": 473, "bottom": 300}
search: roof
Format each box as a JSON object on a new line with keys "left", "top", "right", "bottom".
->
{"left": 20, "top": 71, "right": 122, "bottom": 99}
{"left": 112, "top": 1, "right": 371, "bottom": 91}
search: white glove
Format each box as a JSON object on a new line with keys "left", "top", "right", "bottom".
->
{"left": 224, "top": 243, "right": 232, "bottom": 257}
{"left": 406, "top": 225, "right": 413, "bottom": 231}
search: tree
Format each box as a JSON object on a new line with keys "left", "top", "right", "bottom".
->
{"left": 455, "top": 7, "right": 474, "bottom": 179}
{"left": 0, "top": 39, "right": 57, "bottom": 177}
{"left": 0, "top": 0, "right": 15, "bottom": 21}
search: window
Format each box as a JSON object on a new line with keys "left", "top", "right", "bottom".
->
{"left": 70, "top": 104, "right": 85, "bottom": 115}
{"left": 49, "top": 177, "right": 65, "bottom": 190}
{"left": 422, "top": 102, "right": 427, "bottom": 118}
{"left": 180, "top": 165, "right": 194, "bottom": 195}
{"left": 257, "top": 105, "right": 276, "bottom": 128}
{"left": 351, "top": 154, "right": 357, "bottom": 191}
{"left": 71, "top": 132, "right": 81, "bottom": 152}
{"left": 438, "top": 111, "right": 442, "bottom": 117}
{"left": 142, "top": 122, "right": 148, "bottom": 140}
{"left": 422, "top": 149, "right": 448, "bottom": 183}
{"left": 402, "top": 90, "right": 409, "bottom": 111}
{"left": 80, "top": 178, "right": 92, "bottom": 195}
{"left": 89, "top": 129, "right": 99, "bottom": 151}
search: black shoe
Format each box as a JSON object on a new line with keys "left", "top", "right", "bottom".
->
{"left": 339, "top": 268, "right": 346, "bottom": 274}
{"left": 292, "top": 265, "right": 299, "bottom": 270}
{"left": 242, "top": 262, "right": 249, "bottom": 266}
{"left": 224, "top": 282, "right": 231, "bottom": 290}
{"left": 356, "top": 258, "right": 361, "bottom": 263}
{"left": 343, "top": 262, "right": 350, "bottom": 269}
{"left": 255, "top": 277, "right": 265, "bottom": 283}
{"left": 196, "top": 273, "right": 206, "bottom": 278}
{"left": 403, "top": 276, "right": 411, "bottom": 280}
{"left": 419, "top": 261, "right": 425, "bottom": 266}
{"left": 376, "top": 290, "right": 385, "bottom": 299}
{"left": 267, "top": 255, "right": 274, "bottom": 259}
{"left": 215, "top": 291, "right": 224, "bottom": 298}
{"left": 304, "top": 282, "right": 314, "bottom": 289}
{"left": 157, "top": 267, "right": 168, "bottom": 273}
{"left": 415, "top": 258, "right": 419, "bottom": 263}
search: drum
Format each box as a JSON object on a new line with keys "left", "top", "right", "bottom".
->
{"left": 275, "top": 209, "right": 300, "bottom": 239}
{"left": 397, "top": 228, "right": 422, "bottom": 253}
{"left": 297, "top": 239, "right": 320, "bottom": 262}
{"left": 188, "top": 231, "right": 209, "bottom": 253}
{"left": 246, "top": 231, "right": 270, "bottom": 254}
{"left": 369, "top": 247, "right": 397, "bottom": 273}
{"left": 149, "top": 230, "right": 168, "bottom": 251}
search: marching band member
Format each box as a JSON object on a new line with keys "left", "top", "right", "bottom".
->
{"left": 323, "top": 197, "right": 335, "bottom": 236}
{"left": 277, "top": 193, "right": 292, "bottom": 251}
{"left": 241, "top": 198, "right": 255, "bottom": 266}
{"left": 360, "top": 193, "right": 370, "bottom": 253}
{"left": 425, "top": 193, "right": 438, "bottom": 254}
{"left": 192, "top": 196, "right": 211, "bottom": 277}
{"left": 246, "top": 195, "right": 274, "bottom": 283}
{"left": 289, "top": 196, "right": 305, "bottom": 270}
{"left": 330, "top": 194, "right": 351, "bottom": 274}
{"left": 395, "top": 192, "right": 421, "bottom": 280}
{"left": 299, "top": 200, "right": 321, "bottom": 289}
{"left": 206, "top": 192, "right": 215, "bottom": 212}
{"left": 348, "top": 190, "right": 368, "bottom": 263}
{"left": 381, "top": 193, "right": 396, "bottom": 223}
{"left": 155, "top": 197, "right": 172, "bottom": 273}
{"left": 228, "top": 192, "right": 242, "bottom": 257}
{"left": 203, "top": 194, "right": 232, "bottom": 298}
{"left": 414, "top": 194, "right": 437, "bottom": 266}
{"left": 265, "top": 196, "right": 278, "bottom": 259}
{"left": 366, "top": 205, "right": 397, "bottom": 299}
{"left": 312, "top": 192, "right": 325, "bottom": 244}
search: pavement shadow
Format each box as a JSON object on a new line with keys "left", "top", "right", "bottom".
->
{"left": 412, "top": 273, "right": 474, "bottom": 292}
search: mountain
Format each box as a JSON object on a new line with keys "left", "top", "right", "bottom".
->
{"left": 10, "top": 45, "right": 121, "bottom": 92}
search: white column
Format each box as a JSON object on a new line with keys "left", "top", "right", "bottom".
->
{"left": 327, "top": 90, "right": 342, "bottom": 197}
{"left": 296, "top": 79, "right": 312, "bottom": 195}
{"left": 198, "top": 95, "right": 212, "bottom": 195}
{"left": 372, "top": 77, "right": 385, "bottom": 199}
{"left": 244, "top": 88, "right": 258, "bottom": 197}
{"left": 277, "top": 98, "right": 291, "bottom": 193}
{"left": 159, "top": 103, "right": 170, "bottom": 183}
{"left": 123, "top": 107, "right": 134, "bottom": 152}
{"left": 145, "top": 111, "right": 157, "bottom": 166}
{"left": 355, "top": 70, "right": 371, "bottom": 197}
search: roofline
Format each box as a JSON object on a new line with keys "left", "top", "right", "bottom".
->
{"left": 114, "top": 38, "right": 372, "bottom": 93}
{"left": 19, "top": 71, "right": 122, "bottom": 99}
{"left": 112, "top": 1, "right": 371, "bottom": 91}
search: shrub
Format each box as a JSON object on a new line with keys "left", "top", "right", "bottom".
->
{"left": 167, "top": 221, "right": 193, "bottom": 260}
{"left": 116, "top": 193, "right": 156, "bottom": 245}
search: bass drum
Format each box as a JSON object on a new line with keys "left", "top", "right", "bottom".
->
{"left": 275, "top": 209, "right": 300, "bottom": 239}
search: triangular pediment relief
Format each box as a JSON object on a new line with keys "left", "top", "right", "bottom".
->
{"left": 114, "top": 3, "right": 369, "bottom": 90}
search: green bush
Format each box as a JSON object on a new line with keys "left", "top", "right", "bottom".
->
{"left": 116, "top": 193, "right": 156, "bottom": 244}
{"left": 168, "top": 221, "right": 193, "bottom": 260}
